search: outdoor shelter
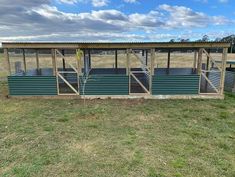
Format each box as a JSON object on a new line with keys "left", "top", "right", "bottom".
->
{"left": 2, "top": 42, "right": 230, "bottom": 99}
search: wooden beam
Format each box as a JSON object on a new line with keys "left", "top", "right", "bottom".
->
{"left": 51, "top": 49, "right": 56, "bottom": 76}
{"left": 205, "top": 49, "right": 210, "bottom": 91}
{"left": 4, "top": 48, "right": 11, "bottom": 75}
{"left": 115, "top": 50, "right": 118, "bottom": 69}
{"left": 126, "top": 49, "right": 130, "bottom": 76}
{"left": 150, "top": 48, "right": 155, "bottom": 94}
{"left": 206, "top": 49, "right": 210, "bottom": 70}
{"left": 193, "top": 50, "right": 197, "bottom": 71}
{"left": 54, "top": 49, "right": 59, "bottom": 95}
{"left": 77, "top": 49, "right": 82, "bottom": 75}
{"left": 131, "top": 50, "right": 150, "bottom": 72}
{"left": 88, "top": 49, "right": 91, "bottom": 68}
{"left": 22, "top": 49, "right": 26, "bottom": 72}
{"left": 58, "top": 73, "right": 79, "bottom": 95}
{"left": 36, "top": 49, "right": 39, "bottom": 70}
{"left": 150, "top": 48, "right": 155, "bottom": 76}
{"left": 220, "top": 48, "right": 228, "bottom": 95}
{"left": 197, "top": 48, "right": 203, "bottom": 75}
{"left": 197, "top": 49, "right": 203, "bottom": 94}
{"left": 167, "top": 49, "right": 171, "bottom": 74}
{"left": 2, "top": 42, "right": 231, "bottom": 49}
{"left": 130, "top": 72, "right": 150, "bottom": 94}
{"left": 145, "top": 50, "right": 148, "bottom": 65}
{"left": 202, "top": 49, "right": 222, "bottom": 72}
{"left": 62, "top": 49, "right": 65, "bottom": 71}
{"left": 201, "top": 72, "right": 219, "bottom": 93}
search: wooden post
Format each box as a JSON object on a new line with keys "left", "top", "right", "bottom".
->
{"left": 83, "top": 49, "right": 86, "bottom": 72}
{"left": 206, "top": 49, "right": 210, "bottom": 70}
{"left": 150, "top": 48, "right": 155, "bottom": 76}
{"left": 88, "top": 49, "right": 91, "bottom": 68}
{"left": 126, "top": 49, "right": 130, "bottom": 76}
{"left": 77, "top": 49, "right": 82, "bottom": 75}
{"left": 167, "top": 49, "right": 171, "bottom": 74}
{"left": 52, "top": 49, "right": 59, "bottom": 95}
{"left": 4, "top": 48, "right": 11, "bottom": 75}
{"left": 220, "top": 48, "right": 228, "bottom": 95}
{"left": 62, "top": 49, "right": 65, "bottom": 71}
{"left": 205, "top": 49, "right": 210, "bottom": 91}
{"left": 146, "top": 50, "right": 148, "bottom": 65}
{"left": 51, "top": 49, "right": 56, "bottom": 76}
{"left": 22, "top": 49, "right": 26, "bottom": 72}
{"left": 115, "top": 50, "right": 118, "bottom": 69}
{"left": 193, "top": 50, "right": 197, "bottom": 72}
{"left": 197, "top": 48, "right": 203, "bottom": 75}
{"left": 150, "top": 48, "right": 155, "bottom": 94}
{"left": 36, "top": 49, "right": 39, "bottom": 70}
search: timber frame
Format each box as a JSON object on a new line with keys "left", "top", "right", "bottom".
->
{"left": 2, "top": 41, "right": 230, "bottom": 99}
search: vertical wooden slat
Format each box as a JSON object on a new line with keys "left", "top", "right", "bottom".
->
{"left": 4, "top": 48, "right": 11, "bottom": 75}
{"left": 36, "top": 49, "right": 39, "bottom": 70}
{"left": 220, "top": 48, "right": 228, "bottom": 95}
{"left": 22, "top": 49, "right": 26, "bottom": 72}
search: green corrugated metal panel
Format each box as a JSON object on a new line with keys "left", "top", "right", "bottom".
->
{"left": 8, "top": 76, "right": 57, "bottom": 96}
{"left": 152, "top": 75, "right": 200, "bottom": 95}
{"left": 79, "top": 75, "right": 129, "bottom": 95}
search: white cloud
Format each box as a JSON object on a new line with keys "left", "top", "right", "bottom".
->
{"left": 58, "top": 0, "right": 78, "bottom": 4}
{"left": 92, "top": 0, "right": 109, "bottom": 7}
{"left": 218, "top": 0, "right": 229, "bottom": 3}
{"left": 0, "top": 1, "right": 232, "bottom": 43}
{"left": 159, "top": 4, "right": 229, "bottom": 28}
{"left": 123, "top": 0, "right": 138, "bottom": 3}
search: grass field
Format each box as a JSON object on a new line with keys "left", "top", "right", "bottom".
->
{"left": 0, "top": 81, "right": 235, "bottom": 176}
{"left": 0, "top": 52, "right": 235, "bottom": 176}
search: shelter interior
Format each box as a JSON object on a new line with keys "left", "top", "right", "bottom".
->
{"left": 3, "top": 42, "right": 230, "bottom": 98}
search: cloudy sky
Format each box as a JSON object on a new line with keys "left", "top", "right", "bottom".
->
{"left": 0, "top": 0, "right": 234, "bottom": 43}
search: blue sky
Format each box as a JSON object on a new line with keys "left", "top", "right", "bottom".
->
{"left": 0, "top": 0, "right": 234, "bottom": 42}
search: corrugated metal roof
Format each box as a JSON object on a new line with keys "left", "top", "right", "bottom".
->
{"left": 2, "top": 41, "right": 231, "bottom": 49}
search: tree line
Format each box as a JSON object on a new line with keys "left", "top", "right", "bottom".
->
{"left": 169, "top": 34, "right": 235, "bottom": 53}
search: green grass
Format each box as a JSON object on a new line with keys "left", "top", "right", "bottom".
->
{"left": 0, "top": 83, "right": 235, "bottom": 177}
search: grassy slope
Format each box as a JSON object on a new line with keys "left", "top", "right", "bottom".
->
{"left": 0, "top": 83, "right": 234, "bottom": 177}
{"left": 0, "top": 52, "right": 235, "bottom": 177}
